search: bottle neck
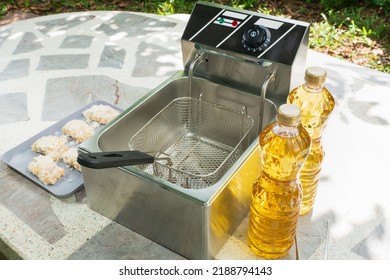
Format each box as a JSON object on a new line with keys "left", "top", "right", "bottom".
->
{"left": 303, "top": 82, "right": 324, "bottom": 93}
{"left": 273, "top": 121, "right": 299, "bottom": 138}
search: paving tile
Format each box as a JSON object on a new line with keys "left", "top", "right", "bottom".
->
{"left": 352, "top": 223, "right": 386, "bottom": 259}
{"left": 0, "top": 27, "right": 12, "bottom": 48}
{"left": 35, "top": 15, "right": 95, "bottom": 37}
{"left": 95, "top": 13, "right": 176, "bottom": 38}
{"left": 0, "top": 161, "right": 67, "bottom": 244}
{"left": 13, "top": 32, "right": 43, "bottom": 54}
{"left": 0, "top": 92, "right": 28, "bottom": 125}
{"left": 98, "top": 45, "right": 126, "bottom": 69}
{"left": 0, "top": 59, "right": 29, "bottom": 81}
{"left": 60, "top": 35, "right": 94, "bottom": 49}
{"left": 36, "top": 54, "right": 90, "bottom": 71}
{"left": 133, "top": 41, "right": 179, "bottom": 77}
{"left": 42, "top": 75, "right": 150, "bottom": 121}
{"left": 347, "top": 97, "right": 389, "bottom": 125}
{"left": 67, "top": 221, "right": 184, "bottom": 260}
{"left": 296, "top": 214, "right": 331, "bottom": 260}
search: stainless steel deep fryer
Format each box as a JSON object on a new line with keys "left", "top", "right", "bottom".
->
{"left": 78, "top": 1, "right": 309, "bottom": 259}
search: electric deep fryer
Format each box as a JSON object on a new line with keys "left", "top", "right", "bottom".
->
{"left": 78, "top": 1, "right": 310, "bottom": 259}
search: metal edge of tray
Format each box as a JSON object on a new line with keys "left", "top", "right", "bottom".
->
{"left": 1, "top": 100, "right": 122, "bottom": 198}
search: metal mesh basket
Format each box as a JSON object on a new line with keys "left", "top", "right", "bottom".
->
{"left": 129, "top": 97, "right": 254, "bottom": 189}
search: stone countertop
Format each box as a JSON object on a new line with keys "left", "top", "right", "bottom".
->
{"left": 1, "top": 11, "right": 390, "bottom": 260}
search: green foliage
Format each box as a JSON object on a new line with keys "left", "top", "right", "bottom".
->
{"left": 309, "top": 11, "right": 389, "bottom": 73}
{"left": 373, "top": 0, "right": 390, "bottom": 6}
{"left": 320, "top": 0, "right": 356, "bottom": 9}
{"left": 157, "top": 0, "right": 197, "bottom": 15}
{"left": 310, "top": 12, "right": 375, "bottom": 48}
{"left": 157, "top": 0, "right": 175, "bottom": 15}
{"left": 325, "top": 7, "right": 389, "bottom": 38}
{"left": 0, "top": 4, "right": 8, "bottom": 17}
{"left": 231, "top": 0, "right": 259, "bottom": 9}
{"left": 309, "top": 13, "right": 339, "bottom": 49}
{"left": 304, "top": 0, "right": 354, "bottom": 8}
{"left": 306, "top": 0, "right": 389, "bottom": 10}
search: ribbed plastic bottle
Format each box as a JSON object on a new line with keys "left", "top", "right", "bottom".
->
{"left": 247, "top": 104, "right": 311, "bottom": 259}
{"left": 287, "top": 66, "right": 335, "bottom": 215}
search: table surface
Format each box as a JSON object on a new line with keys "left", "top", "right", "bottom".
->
{"left": 1, "top": 11, "right": 389, "bottom": 260}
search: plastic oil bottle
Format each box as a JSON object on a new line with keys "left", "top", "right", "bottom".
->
{"left": 287, "top": 66, "right": 335, "bottom": 215}
{"left": 247, "top": 104, "right": 310, "bottom": 259}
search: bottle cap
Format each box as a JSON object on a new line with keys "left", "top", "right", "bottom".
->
{"left": 305, "top": 66, "right": 327, "bottom": 85}
{"left": 276, "top": 104, "right": 301, "bottom": 126}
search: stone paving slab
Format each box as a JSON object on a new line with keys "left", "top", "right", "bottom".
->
{"left": 35, "top": 14, "right": 96, "bottom": 37}
{"left": 0, "top": 59, "right": 30, "bottom": 81}
{"left": 68, "top": 221, "right": 185, "bottom": 260}
{"left": 42, "top": 75, "right": 150, "bottom": 121}
{"left": 60, "top": 35, "right": 94, "bottom": 49}
{"left": 13, "top": 32, "right": 43, "bottom": 54}
{"left": 98, "top": 45, "right": 126, "bottom": 68}
{"left": 37, "top": 54, "right": 91, "bottom": 70}
{"left": 0, "top": 92, "right": 28, "bottom": 125}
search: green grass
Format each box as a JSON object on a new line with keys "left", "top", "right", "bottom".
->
{"left": 326, "top": 6, "right": 389, "bottom": 38}
{"left": 0, "top": 5, "right": 7, "bottom": 16}
{"left": 309, "top": 9, "right": 389, "bottom": 73}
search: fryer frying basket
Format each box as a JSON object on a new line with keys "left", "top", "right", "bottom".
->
{"left": 129, "top": 97, "right": 254, "bottom": 189}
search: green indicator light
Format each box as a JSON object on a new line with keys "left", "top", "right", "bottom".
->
{"left": 219, "top": 17, "right": 225, "bottom": 23}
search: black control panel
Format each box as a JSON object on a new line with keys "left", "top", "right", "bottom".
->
{"left": 182, "top": 3, "right": 309, "bottom": 65}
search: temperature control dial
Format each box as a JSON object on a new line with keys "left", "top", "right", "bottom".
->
{"left": 241, "top": 25, "right": 271, "bottom": 53}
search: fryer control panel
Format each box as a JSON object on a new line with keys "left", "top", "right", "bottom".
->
{"left": 182, "top": 3, "right": 309, "bottom": 65}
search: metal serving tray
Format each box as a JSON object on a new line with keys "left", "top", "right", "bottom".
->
{"left": 2, "top": 100, "right": 121, "bottom": 198}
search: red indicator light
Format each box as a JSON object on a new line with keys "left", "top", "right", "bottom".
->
{"left": 232, "top": 20, "right": 238, "bottom": 27}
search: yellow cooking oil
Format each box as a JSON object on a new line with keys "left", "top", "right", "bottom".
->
{"left": 248, "top": 104, "right": 310, "bottom": 259}
{"left": 298, "top": 140, "right": 323, "bottom": 214}
{"left": 287, "top": 66, "right": 335, "bottom": 215}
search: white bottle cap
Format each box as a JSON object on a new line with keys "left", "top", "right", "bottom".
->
{"left": 276, "top": 104, "right": 301, "bottom": 126}
{"left": 305, "top": 66, "right": 327, "bottom": 85}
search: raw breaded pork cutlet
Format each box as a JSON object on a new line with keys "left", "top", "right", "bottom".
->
{"left": 28, "top": 155, "right": 65, "bottom": 185}
{"left": 62, "top": 119, "right": 95, "bottom": 143}
{"left": 82, "top": 104, "right": 120, "bottom": 125}
{"left": 31, "top": 135, "right": 68, "bottom": 161}
{"left": 62, "top": 147, "right": 81, "bottom": 172}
